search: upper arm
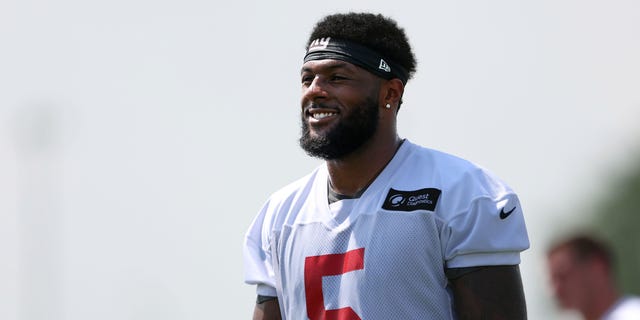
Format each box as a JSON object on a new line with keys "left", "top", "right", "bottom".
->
{"left": 449, "top": 265, "right": 527, "bottom": 320}
{"left": 252, "top": 299, "right": 281, "bottom": 320}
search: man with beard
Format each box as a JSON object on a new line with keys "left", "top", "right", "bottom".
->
{"left": 244, "top": 12, "right": 530, "bottom": 320}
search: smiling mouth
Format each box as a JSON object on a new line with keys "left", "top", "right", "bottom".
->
{"left": 311, "top": 112, "right": 337, "bottom": 120}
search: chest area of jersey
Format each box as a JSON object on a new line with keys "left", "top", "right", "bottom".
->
{"left": 275, "top": 212, "right": 444, "bottom": 286}
{"left": 272, "top": 211, "right": 450, "bottom": 319}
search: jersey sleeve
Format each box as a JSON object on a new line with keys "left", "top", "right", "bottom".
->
{"left": 440, "top": 168, "right": 530, "bottom": 268}
{"left": 243, "top": 202, "right": 278, "bottom": 297}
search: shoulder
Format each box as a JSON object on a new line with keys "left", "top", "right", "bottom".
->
{"left": 403, "top": 141, "right": 514, "bottom": 198}
{"left": 245, "top": 165, "right": 325, "bottom": 247}
{"left": 399, "top": 142, "right": 529, "bottom": 267}
{"left": 251, "top": 164, "right": 326, "bottom": 232}
{"left": 265, "top": 165, "right": 324, "bottom": 208}
{"left": 608, "top": 296, "right": 640, "bottom": 318}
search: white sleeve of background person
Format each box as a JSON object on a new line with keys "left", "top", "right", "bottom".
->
{"left": 439, "top": 167, "right": 530, "bottom": 268}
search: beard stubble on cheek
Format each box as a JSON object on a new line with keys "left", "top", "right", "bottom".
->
{"left": 299, "top": 95, "right": 380, "bottom": 160}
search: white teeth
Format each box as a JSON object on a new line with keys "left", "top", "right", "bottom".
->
{"left": 312, "top": 112, "right": 335, "bottom": 120}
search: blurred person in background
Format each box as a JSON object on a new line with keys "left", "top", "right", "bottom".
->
{"left": 547, "top": 234, "right": 640, "bottom": 320}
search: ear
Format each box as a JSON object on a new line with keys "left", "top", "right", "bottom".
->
{"left": 380, "top": 78, "right": 405, "bottom": 108}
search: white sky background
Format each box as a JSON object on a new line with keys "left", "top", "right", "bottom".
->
{"left": 1, "top": 0, "right": 639, "bottom": 319}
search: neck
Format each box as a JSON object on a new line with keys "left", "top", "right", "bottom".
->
{"left": 326, "top": 133, "right": 402, "bottom": 197}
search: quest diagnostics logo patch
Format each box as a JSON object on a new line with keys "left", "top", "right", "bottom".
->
{"left": 382, "top": 188, "right": 441, "bottom": 212}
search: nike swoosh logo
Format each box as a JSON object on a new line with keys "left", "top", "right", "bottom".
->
{"left": 499, "top": 207, "right": 516, "bottom": 219}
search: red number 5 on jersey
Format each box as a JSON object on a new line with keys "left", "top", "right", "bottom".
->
{"left": 304, "top": 248, "right": 365, "bottom": 320}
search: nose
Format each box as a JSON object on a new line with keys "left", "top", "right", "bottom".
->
{"left": 303, "top": 76, "right": 328, "bottom": 101}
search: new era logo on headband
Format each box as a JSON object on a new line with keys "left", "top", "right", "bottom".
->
{"left": 308, "top": 37, "right": 331, "bottom": 52}
{"left": 379, "top": 59, "right": 391, "bottom": 72}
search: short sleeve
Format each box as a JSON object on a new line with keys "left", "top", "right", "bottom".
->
{"left": 243, "top": 203, "right": 278, "bottom": 297}
{"left": 442, "top": 193, "right": 529, "bottom": 268}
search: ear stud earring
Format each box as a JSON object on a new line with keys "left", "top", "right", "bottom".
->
{"left": 385, "top": 103, "right": 391, "bottom": 109}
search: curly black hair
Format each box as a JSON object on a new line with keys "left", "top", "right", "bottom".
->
{"left": 306, "top": 12, "right": 417, "bottom": 82}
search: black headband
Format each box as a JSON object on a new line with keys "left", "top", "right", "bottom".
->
{"left": 303, "top": 37, "right": 409, "bottom": 84}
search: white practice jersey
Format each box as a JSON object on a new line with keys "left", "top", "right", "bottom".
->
{"left": 244, "top": 140, "right": 529, "bottom": 319}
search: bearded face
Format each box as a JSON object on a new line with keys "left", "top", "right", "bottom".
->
{"left": 299, "top": 93, "right": 379, "bottom": 160}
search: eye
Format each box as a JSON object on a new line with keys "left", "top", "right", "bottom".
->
{"left": 301, "top": 74, "right": 314, "bottom": 86}
{"left": 330, "top": 74, "right": 348, "bottom": 81}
